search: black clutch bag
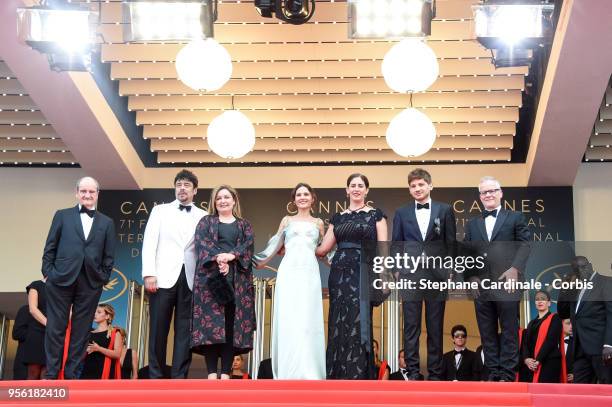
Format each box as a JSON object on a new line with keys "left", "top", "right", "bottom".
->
{"left": 206, "top": 270, "right": 234, "bottom": 305}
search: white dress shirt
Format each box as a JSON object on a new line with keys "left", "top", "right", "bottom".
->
{"left": 485, "top": 205, "right": 501, "bottom": 241}
{"left": 415, "top": 199, "right": 432, "bottom": 240}
{"left": 454, "top": 346, "right": 466, "bottom": 369}
{"left": 141, "top": 199, "right": 207, "bottom": 290}
{"left": 78, "top": 204, "right": 94, "bottom": 240}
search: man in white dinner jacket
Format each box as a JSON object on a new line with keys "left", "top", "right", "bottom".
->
{"left": 142, "top": 169, "right": 207, "bottom": 379}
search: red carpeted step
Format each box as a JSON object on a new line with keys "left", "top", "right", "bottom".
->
{"left": 531, "top": 394, "right": 612, "bottom": 407}
{"left": 3, "top": 379, "right": 611, "bottom": 407}
{"left": 0, "top": 379, "right": 529, "bottom": 392}
{"left": 59, "top": 389, "right": 531, "bottom": 405}
{"left": 0, "top": 404, "right": 531, "bottom": 407}
{"left": 528, "top": 383, "right": 612, "bottom": 396}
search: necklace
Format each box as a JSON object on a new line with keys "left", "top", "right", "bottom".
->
{"left": 349, "top": 204, "right": 366, "bottom": 212}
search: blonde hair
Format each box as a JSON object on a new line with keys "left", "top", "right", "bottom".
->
{"left": 98, "top": 303, "right": 116, "bottom": 336}
{"left": 208, "top": 185, "right": 242, "bottom": 218}
{"left": 117, "top": 327, "right": 128, "bottom": 345}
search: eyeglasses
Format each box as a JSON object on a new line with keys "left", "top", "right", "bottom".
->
{"left": 453, "top": 334, "right": 466, "bottom": 339}
{"left": 479, "top": 188, "right": 501, "bottom": 196}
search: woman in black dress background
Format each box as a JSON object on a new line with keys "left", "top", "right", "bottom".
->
{"left": 519, "top": 290, "right": 563, "bottom": 383}
{"left": 24, "top": 278, "right": 47, "bottom": 379}
{"left": 118, "top": 328, "right": 138, "bottom": 379}
{"left": 317, "top": 173, "right": 388, "bottom": 379}
{"left": 80, "top": 304, "right": 123, "bottom": 379}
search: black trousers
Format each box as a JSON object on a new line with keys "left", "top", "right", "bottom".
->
{"left": 203, "top": 302, "right": 235, "bottom": 376}
{"left": 474, "top": 299, "right": 519, "bottom": 381}
{"left": 573, "top": 340, "right": 612, "bottom": 384}
{"left": 44, "top": 270, "right": 103, "bottom": 379}
{"left": 402, "top": 300, "right": 446, "bottom": 380}
{"left": 148, "top": 268, "right": 192, "bottom": 379}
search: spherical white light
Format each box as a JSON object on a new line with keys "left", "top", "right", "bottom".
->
{"left": 386, "top": 108, "right": 436, "bottom": 157}
{"left": 207, "top": 110, "right": 255, "bottom": 159}
{"left": 381, "top": 39, "right": 439, "bottom": 93}
{"left": 175, "top": 38, "right": 232, "bottom": 92}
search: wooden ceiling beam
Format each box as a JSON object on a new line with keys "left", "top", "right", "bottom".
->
{"left": 128, "top": 91, "right": 522, "bottom": 111}
{"left": 157, "top": 148, "right": 511, "bottom": 163}
{"left": 118, "top": 76, "right": 525, "bottom": 95}
{"left": 143, "top": 122, "right": 516, "bottom": 139}
{"left": 102, "top": 41, "right": 492, "bottom": 62}
{"left": 136, "top": 107, "right": 519, "bottom": 125}
{"left": 0, "top": 138, "right": 67, "bottom": 150}
{"left": 0, "top": 125, "right": 57, "bottom": 138}
{"left": 150, "top": 135, "right": 515, "bottom": 151}
{"left": 109, "top": 59, "right": 527, "bottom": 80}
{"left": 0, "top": 151, "right": 75, "bottom": 163}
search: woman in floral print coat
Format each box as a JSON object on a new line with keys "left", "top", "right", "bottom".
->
{"left": 191, "top": 185, "right": 256, "bottom": 379}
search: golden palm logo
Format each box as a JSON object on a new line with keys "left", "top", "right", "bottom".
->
{"left": 99, "top": 268, "right": 128, "bottom": 303}
{"left": 103, "top": 277, "right": 119, "bottom": 291}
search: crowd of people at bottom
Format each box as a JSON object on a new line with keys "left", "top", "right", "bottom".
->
{"left": 11, "top": 276, "right": 254, "bottom": 381}
{"left": 5, "top": 280, "right": 588, "bottom": 383}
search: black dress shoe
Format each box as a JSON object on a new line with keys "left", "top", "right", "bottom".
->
{"left": 486, "top": 374, "right": 500, "bottom": 382}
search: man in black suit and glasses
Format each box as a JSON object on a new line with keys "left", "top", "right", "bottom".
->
{"left": 440, "top": 325, "right": 479, "bottom": 381}
{"left": 42, "top": 176, "right": 116, "bottom": 379}
{"left": 557, "top": 256, "right": 612, "bottom": 383}
{"left": 464, "top": 176, "right": 530, "bottom": 382}
{"left": 392, "top": 168, "right": 456, "bottom": 380}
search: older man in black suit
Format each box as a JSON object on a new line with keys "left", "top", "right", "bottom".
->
{"left": 557, "top": 256, "right": 612, "bottom": 383}
{"left": 463, "top": 176, "right": 530, "bottom": 382}
{"left": 392, "top": 168, "right": 456, "bottom": 380}
{"left": 42, "top": 176, "right": 116, "bottom": 379}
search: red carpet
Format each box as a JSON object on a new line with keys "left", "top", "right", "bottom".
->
{"left": 1, "top": 380, "right": 611, "bottom": 407}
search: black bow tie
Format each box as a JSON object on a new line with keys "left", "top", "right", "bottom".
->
{"left": 179, "top": 204, "right": 192, "bottom": 212}
{"left": 416, "top": 202, "right": 430, "bottom": 210}
{"left": 79, "top": 206, "right": 95, "bottom": 218}
{"left": 564, "top": 337, "right": 571, "bottom": 344}
{"left": 455, "top": 350, "right": 464, "bottom": 355}
{"left": 482, "top": 209, "right": 498, "bottom": 218}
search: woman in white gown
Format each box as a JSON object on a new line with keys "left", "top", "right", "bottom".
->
{"left": 255, "top": 183, "right": 326, "bottom": 379}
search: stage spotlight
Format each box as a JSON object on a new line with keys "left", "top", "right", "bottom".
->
{"left": 254, "top": 0, "right": 315, "bottom": 25}
{"left": 123, "top": 1, "right": 217, "bottom": 42}
{"left": 490, "top": 48, "right": 533, "bottom": 68}
{"left": 473, "top": 0, "right": 555, "bottom": 50}
{"left": 17, "top": 3, "right": 97, "bottom": 71}
{"left": 348, "top": 0, "right": 434, "bottom": 39}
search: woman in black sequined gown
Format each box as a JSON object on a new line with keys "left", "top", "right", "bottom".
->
{"left": 317, "top": 173, "right": 388, "bottom": 379}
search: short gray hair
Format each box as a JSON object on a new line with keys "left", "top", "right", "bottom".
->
{"left": 76, "top": 176, "right": 100, "bottom": 192}
{"left": 478, "top": 176, "right": 501, "bottom": 189}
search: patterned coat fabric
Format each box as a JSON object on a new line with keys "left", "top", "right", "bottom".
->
{"left": 191, "top": 215, "right": 256, "bottom": 354}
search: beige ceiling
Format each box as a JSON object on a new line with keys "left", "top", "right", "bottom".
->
{"left": 586, "top": 76, "right": 612, "bottom": 162}
{"left": 0, "top": 60, "right": 75, "bottom": 165}
{"left": 1, "top": 0, "right": 611, "bottom": 189}
{"left": 97, "top": 0, "right": 525, "bottom": 165}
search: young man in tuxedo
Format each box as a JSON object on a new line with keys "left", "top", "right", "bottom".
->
{"left": 557, "top": 256, "right": 612, "bottom": 383}
{"left": 42, "top": 177, "right": 116, "bottom": 379}
{"left": 142, "top": 170, "right": 207, "bottom": 379}
{"left": 389, "top": 349, "right": 408, "bottom": 380}
{"left": 392, "top": 168, "right": 456, "bottom": 380}
{"left": 440, "top": 325, "right": 479, "bottom": 381}
{"left": 464, "top": 176, "right": 530, "bottom": 382}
